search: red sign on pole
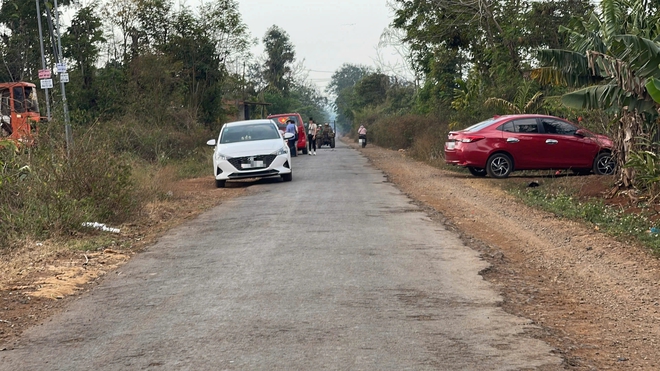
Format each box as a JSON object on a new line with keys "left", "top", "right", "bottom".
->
{"left": 38, "top": 69, "right": 51, "bottom": 79}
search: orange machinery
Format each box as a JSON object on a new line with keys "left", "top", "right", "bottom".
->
{"left": 0, "top": 82, "right": 41, "bottom": 143}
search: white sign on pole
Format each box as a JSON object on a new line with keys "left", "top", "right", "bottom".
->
{"left": 60, "top": 72, "right": 69, "bottom": 83}
{"left": 40, "top": 79, "right": 53, "bottom": 89}
{"left": 56, "top": 63, "right": 67, "bottom": 73}
{"left": 38, "top": 69, "right": 51, "bottom": 79}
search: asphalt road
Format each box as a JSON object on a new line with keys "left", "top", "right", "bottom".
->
{"left": 0, "top": 140, "right": 561, "bottom": 370}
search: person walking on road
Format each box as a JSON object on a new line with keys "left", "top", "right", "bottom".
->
{"left": 285, "top": 119, "right": 297, "bottom": 157}
{"left": 307, "top": 117, "right": 317, "bottom": 155}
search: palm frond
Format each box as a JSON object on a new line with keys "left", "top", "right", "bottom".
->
{"left": 610, "top": 35, "right": 660, "bottom": 79}
{"left": 484, "top": 98, "right": 520, "bottom": 114}
{"left": 530, "top": 67, "right": 568, "bottom": 86}
{"left": 646, "top": 78, "right": 660, "bottom": 104}
{"left": 523, "top": 92, "right": 544, "bottom": 113}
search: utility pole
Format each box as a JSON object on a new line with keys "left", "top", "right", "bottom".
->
{"left": 51, "top": 0, "right": 72, "bottom": 153}
{"left": 35, "top": 0, "right": 51, "bottom": 121}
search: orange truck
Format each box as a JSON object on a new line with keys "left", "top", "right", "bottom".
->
{"left": 0, "top": 82, "right": 41, "bottom": 143}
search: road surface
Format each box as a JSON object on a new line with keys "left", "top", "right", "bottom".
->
{"left": 0, "top": 141, "right": 561, "bottom": 370}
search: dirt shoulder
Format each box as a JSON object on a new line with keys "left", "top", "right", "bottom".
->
{"left": 350, "top": 139, "right": 660, "bottom": 370}
{"left": 0, "top": 177, "right": 248, "bottom": 349}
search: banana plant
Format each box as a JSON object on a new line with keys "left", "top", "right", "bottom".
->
{"left": 531, "top": 0, "right": 660, "bottom": 188}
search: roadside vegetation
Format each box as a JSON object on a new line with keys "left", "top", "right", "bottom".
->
{"left": 0, "top": 0, "right": 328, "bottom": 250}
{"left": 327, "top": 0, "right": 660, "bottom": 253}
{"left": 1, "top": 0, "right": 659, "bottom": 255}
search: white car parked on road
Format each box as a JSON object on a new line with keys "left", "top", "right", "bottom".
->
{"left": 207, "top": 119, "right": 293, "bottom": 188}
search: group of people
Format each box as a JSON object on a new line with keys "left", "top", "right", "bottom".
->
{"left": 284, "top": 117, "right": 367, "bottom": 156}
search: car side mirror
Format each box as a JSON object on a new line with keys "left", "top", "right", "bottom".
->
{"left": 574, "top": 129, "right": 588, "bottom": 137}
{"left": 206, "top": 139, "right": 216, "bottom": 146}
{"left": 283, "top": 132, "right": 294, "bottom": 140}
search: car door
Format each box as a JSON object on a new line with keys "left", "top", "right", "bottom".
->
{"left": 499, "top": 118, "right": 545, "bottom": 169}
{"left": 539, "top": 118, "right": 597, "bottom": 169}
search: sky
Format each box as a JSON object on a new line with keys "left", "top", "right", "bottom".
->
{"left": 201, "top": 0, "right": 407, "bottom": 92}
{"left": 69, "top": 0, "right": 408, "bottom": 94}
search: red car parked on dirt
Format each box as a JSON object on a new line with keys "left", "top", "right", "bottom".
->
{"left": 267, "top": 113, "right": 308, "bottom": 155}
{"left": 444, "top": 114, "right": 615, "bottom": 178}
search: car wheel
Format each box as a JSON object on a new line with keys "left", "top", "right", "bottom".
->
{"left": 215, "top": 179, "right": 226, "bottom": 188}
{"left": 282, "top": 172, "right": 292, "bottom": 182}
{"left": 486, "top": 153, "right": 513, "bottom": 178}
{"left": 330, "top": 138, "right": 335, "bottom": 148}
{"left": 593, "top": 152, "right": 615, "bottom": 175}
{"left": 467, "top": 167, "right": 487, "bottom": 177}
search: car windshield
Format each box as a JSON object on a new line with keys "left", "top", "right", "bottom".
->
{"left": 220, "top": 123, "right": 280, "bottom": 144}
{"left": 270, "top": 115, "right": 300, "bottom": 131}
{"left": 464, "top": 118, "right": 498, "bottom": 132}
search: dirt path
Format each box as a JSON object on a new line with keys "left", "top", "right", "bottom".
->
{"left": 350, "top": 140, "right": 660, "bottom": 370}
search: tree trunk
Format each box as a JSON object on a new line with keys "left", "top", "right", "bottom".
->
{"left": 614, "top": 109, "right": 643, "bottom": 188}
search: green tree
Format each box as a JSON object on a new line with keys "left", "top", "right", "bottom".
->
{"left": 327, "top": 64, "right": 371, "bottom": 127}
{"left": 354, "top": 73, "right": 389, "bottom": 108}
{"left": 165, "top": 7, "right": 223, "bottom": 125}
{"left": 0, "top": 0, "right": 73, "bottom": 81}
{"left": 484, "top": 80, "right": 544, "bottom": 114}
{"left": 533, "top": 0, "right": 660, "bottom": 187}
{"left": 262, "top": 26, "right": 295, "bottom": 95}
{"left": 63, "top": 4, "right": 105, "bottom": 90}
{"left": 135, "top": 0, "right": 173, "bottom": 50}
{"left": 200, "top": 0, "right": 253, "bottom": 70}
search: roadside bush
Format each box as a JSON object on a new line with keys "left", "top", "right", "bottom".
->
{"left": 0, "top": 124, "right": 138, "bottom": 249}
{"left": 99, "top": 117, "right": 212, "bottom": 162}
{"left": 355, "top": 112, "right": 449, "bottom": 158}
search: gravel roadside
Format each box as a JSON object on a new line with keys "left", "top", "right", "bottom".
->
{"left": 349, "top": 139, "right": 660, "bottom": 370}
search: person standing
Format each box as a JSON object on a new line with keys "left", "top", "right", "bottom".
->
{"left": 285, "top": 119, "right": 297, "bottom": 157}
{"left": 307, "top": 117, "right": 317, "bottom": 155}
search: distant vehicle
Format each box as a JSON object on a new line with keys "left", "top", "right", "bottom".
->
{"left": 317, "top": 123, "right": 335, "bottom": 148}
{"left": 267, "top": 113, "right": 308, "bottom": 155}
{"left": 444, "top": 114, "right": 615, "bottom": 178}
{"left": 0, "top": 82, "right": 41, "bottom": 144}
{"left": 206, "top": 119, "right": 293, "bottom": 188}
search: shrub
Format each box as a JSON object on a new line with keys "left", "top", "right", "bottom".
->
{"left": 0, "top": 123, "right": 138, "bottom": 249}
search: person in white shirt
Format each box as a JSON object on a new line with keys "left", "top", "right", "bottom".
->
{"left": 307, "top": 117, "right": 318, "bottom": 155}
{"left": 358, "top": 125, "right": 367, "bottom": 146}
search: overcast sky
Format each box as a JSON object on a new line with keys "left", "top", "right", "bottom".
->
{"left": 70, "top": 0, "right": 405, "bottom": 93}
{"left": 232, "top": 0, "right": 398, "bottom": 91}
{"left": 210, "top": 0, "right": 405, "bottom": 92}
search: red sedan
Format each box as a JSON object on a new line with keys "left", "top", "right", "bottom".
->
{"left": 444, "top": 114, "right": 615, "bottom": 178}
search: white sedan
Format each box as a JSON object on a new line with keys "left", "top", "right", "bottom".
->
{"left": 207, "top": 119, "right": 294, "bottom": 188}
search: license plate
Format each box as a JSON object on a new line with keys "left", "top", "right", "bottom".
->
{"left": 241, "top": 160, "right": 264, "bottom": 169}
{"left": 445, "top": 142, "right": 455, "bottom": 150}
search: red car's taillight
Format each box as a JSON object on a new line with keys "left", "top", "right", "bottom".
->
{"left": 460, "top": 135, "right": 485, "bottom": 143}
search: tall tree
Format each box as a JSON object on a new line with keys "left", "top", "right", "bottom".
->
{"left": 200, "top": 0, "right": 253, "bottom": 73}
{"left": 0, "top": 0, "right": 73, "bottom": 81}
{"left": 135, "top": 0, "right": 173, "bottom": 50}
{"left": 262, "top": 26, "right": 295, "bottom": 95}
{"left": 327, "top": 64, "right": 371, "bottom": 126}
{"left": 533, "top": 0, "right": 660, "bottom": 187}
{"left": 63, "top": 3, "right": 105, "bottom": 89}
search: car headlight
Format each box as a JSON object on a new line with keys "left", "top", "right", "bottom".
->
{"left": 274, "top": 146, "right": 288, "bottom": 156}
{"left": 215, "top": 152, "right": 229, "bottom": 161}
